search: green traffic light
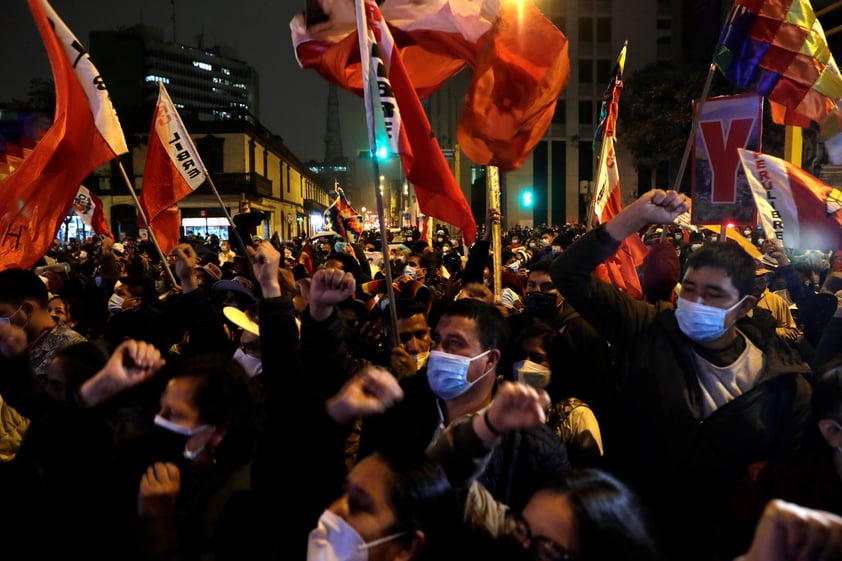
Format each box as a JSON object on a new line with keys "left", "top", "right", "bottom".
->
{"left": 521, "top": 190, "right": 533, "bottom": 208}
{"left": 376, "top": 146, "right": 389, "bottom": 160}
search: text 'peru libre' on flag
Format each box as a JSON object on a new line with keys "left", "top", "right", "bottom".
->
{"left": 140, "top": 82, "right": 207, "bottom": 254}
{"left": 737, "top": 147, "right": 842, "bottom": 250}
{"left": 0, "top": 0, "right": 127, "bottom": 269}
{"left": 357, "top": 0, "right": 476, "bottom": 245}
{"left": 713, "top": 0, "right": 842, "bottom": 128}
{"left": 291, "top": 0, "right": 569, "bottom": 173}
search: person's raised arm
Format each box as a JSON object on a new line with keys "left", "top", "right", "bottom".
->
{"left": 247, "top": 240, "right": 282, "bottom": 299}
{"left": 736, "top": 499, "right": 842, "bottom": 561}
{"left": 605, "top": 189, "right": 689, "bottom": 242}
{"left": 171, "top": 243, "right": 198, "bottom": 294}
{"left": 78, "top": 340, "right": 165, "bottom": 408}
{"left": 325, "top": 363, "right": 404, "bottom": 426}
{"left": 303, "top": 268, "right": 357, "bottom": 321}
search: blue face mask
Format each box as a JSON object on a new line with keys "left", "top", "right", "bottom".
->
{"left": 674, "top": 295, "right": 747, "bottom": 343}
{"left": 426, "top": 349, "right": 492, "bottom": 399}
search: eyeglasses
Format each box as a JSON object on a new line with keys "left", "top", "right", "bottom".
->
{"left": 506, "top": 512, "right": 576, "bottom": 561}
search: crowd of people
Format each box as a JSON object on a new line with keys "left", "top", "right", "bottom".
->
{"left": 0, "top": 188, "right": 841, "bottom": 561}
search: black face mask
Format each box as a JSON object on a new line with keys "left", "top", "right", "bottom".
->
{"left": 524, "top": 291, "right": 559, "bottom": 318}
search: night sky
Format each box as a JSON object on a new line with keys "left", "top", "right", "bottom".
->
{"left": 0, "top": 0, "right": 368, "bottom": 163}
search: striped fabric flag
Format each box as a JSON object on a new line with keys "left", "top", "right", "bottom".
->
{"left": 592, "top": 41, "right": 627, "bottom": 225}
{"left": 324, "top": 185, "right": 364, "bottom": 243}
{"left": 0, "top": 0, "right": 127, "bottom": 269}
{"left": 737, "top": 147, "right": 842, "bottom": 250}
{"left": 72, "top": 185, "right": 113, "bottom": 239}
{"left": 355, "top": 0, "right": 477, "bottom": 245}
{"left": 713, "top": 0, "right": 842, "bottom": 128}
{"left": 590, "top": 42, "right": 646, "bottom": 300}
{"left": 140, "top": 82, "right": 208, "bottom": 254}
{"left": 292, "top": 0, "right": 569, "bottom": 174}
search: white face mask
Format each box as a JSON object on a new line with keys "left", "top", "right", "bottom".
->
{"left": 402, "top": 265, "right": 418, "bottom": 280}
{"left": 153, "top": 414, "right": 212, "bottom": 460}
{"left": 108, "top": 293, "right": 124, "bottom": 314}
{"left": 674, "top": 295, "right": 747, "bottom": 343}
{"left": 512, "top": 359, "right": 551, "bottom": 389}
{"left": 307, "top": 509, "right": 405, "bottom": 561}
{"left": 506, "top": 261, "right": 520, "bottom": 273}
{"left": 233, "top": 346, "right": 263, "bottom": 378}
{"left": 413, "top": 350, "right": 430, "bottom": 371}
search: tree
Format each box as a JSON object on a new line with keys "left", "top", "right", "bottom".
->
{"left": 622, "top": 62, "right": 784, "bottom": 183}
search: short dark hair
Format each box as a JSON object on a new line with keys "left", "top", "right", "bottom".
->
{"left": 0, "top": 268, "right": 49, "bottom": 308}
{"left": 684, "top": 240, "right": 756, "bottom": 297}
{"left": 439, "top": 298, "right": 508, "bottom": 350}
{"left": 528, "top": 259, "right": 554, "bottom": 276}
{"left": 172, "top": 353, "right": 265, "bottom": 461}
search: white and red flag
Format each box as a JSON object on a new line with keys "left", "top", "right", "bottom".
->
{"left": 292, "top": 0, "right": 569, "bottom": 168}
{"left": 0, "top": 0, "right": 127, "bottom": 269}
{"left": 140, "top": 82, "right": 208, "bottom": 254}
{"left": 738, "top": 147, "right": 842, "bottom": 250}
{"left": 356, "top": 0, "right": 476, "bottom": 244}
{"left": 590, "top": 42, "right": 647, "bottom": 300}
{"left": 72, "top": 185, "right": 113, "bottom": 239}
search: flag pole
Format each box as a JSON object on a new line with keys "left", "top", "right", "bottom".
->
{"left": 357, "top": 0, "right": 399, "bottom": 348}
{"left": 204, "top": 173, "right": 250, "bottom": 259}
{"left": 115, "top": 162, "right": 178, "bottom": 288}
{"left": 487, "top": 165, "right": 503, "bottom": 304}
{"left": 671, "top": 62, "right": 717, "bottom": 193}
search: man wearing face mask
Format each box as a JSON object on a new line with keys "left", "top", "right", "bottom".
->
{"left": 506, "top": 260, "right": 614, "bottom": 422}
{"left": 357, "top": 297, "right": 570, "bottom": 513}
{"left": 0, "top": 268, "right": 87, "bottom": 379}
{"left": 379, "top": 298, "right": 434, "bottom": 380}
{"left": 549, "top": 189, "right": 813, "bottom": 561}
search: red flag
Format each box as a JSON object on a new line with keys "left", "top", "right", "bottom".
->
{"left": 359, "top": 0, "right": 477, "bottom": 245}
{"left": 738, "top": 148, "right": 842, "bottom": 250}
{"left": 296, "top": 239, "right": 315, "bottom": 277}
{"left": 0, "top": 0, "right": 127, "bottom": 269}
{"left": 591, "top": 42, "right": 646, "bottom": 299}
{"left": 325, "top": 184, "right": 364, "bottom": 243}
{"left": 292, "top": 0, "right": 569, "bottom": 172}
{"left": 456, "top": 1, "right": 569, "bottom": 171}
{"left": 140, "top": 83, "right": 208, "bottom": 254}
{"left": 72, "top": 185, "right": 113, "bottom": 239}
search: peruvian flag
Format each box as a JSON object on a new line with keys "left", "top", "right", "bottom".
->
{"left": 591, "top": 42, "right": 646, "bottom": 300}
{"left": 0, "top": 0, "right": 127, "bottom": 269}
{"left": 292, "top": 0, "right": 569, "bottom": 173}
{"left": 357, "top": 0, "right": 476, "bottom": 244}
{"left": 72, "top": 185, "right": 113, "bottom": 239}
{"left": 738, "top": 148, "right": 842, "bottom": 250}
{"left": 140, "top": 82, "right": 208, "bottom": 254}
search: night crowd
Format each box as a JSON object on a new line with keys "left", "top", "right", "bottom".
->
{"left": 0, "top": 188, "right": 841, "bottom": 561}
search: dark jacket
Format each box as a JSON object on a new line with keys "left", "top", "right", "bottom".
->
{"left": 357, "top": 369, "right": 571, "bottom": 512}
{"left": 549, "top": 226, "right": 813, "bottom": 559}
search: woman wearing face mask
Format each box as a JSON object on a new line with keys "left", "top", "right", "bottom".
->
{"left": 86, "top": 346, "right": 267, "bottom": 561}
{"left": 511, "top": 323, "right": 604, "bottom": 468}
{"left": 243, "top": 241, "right": 490, "bottom": 561}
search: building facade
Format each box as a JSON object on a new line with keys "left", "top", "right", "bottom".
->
{"left": 87, "top": 25, "right": 330, "bottom": 243}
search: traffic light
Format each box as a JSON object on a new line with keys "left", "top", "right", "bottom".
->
{"left": 521, "top": 190, "right": 534, "bottom": 208}
{"left": 356, "top": 146, "right": 393, "bottom": 160}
